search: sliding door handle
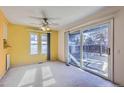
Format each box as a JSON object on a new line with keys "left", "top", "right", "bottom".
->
{"left": 107, "top": 48, "right": 111, "bottom": 55}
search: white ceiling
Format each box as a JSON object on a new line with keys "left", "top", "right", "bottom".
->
{"left": 1, "top": 6, "right": 104, "bottom": 30}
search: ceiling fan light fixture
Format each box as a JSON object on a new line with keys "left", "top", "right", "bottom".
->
{"left": 46, "top": 27, "right": 50, "bottom": 31}
{"left": 29, "top": 11, "right": 59, "bottom": 33}
{"left": 41, "top": 27, "right": 46, "bottom": 31}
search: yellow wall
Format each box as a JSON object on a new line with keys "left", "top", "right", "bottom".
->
{"left": 0, "top": 10, "right": 8, "bottom": 78}
{"left": 8, "top": 24, "right": 58, "bottom": 67}
{"left": 50, "top": 30, "right": 58, "bottom": 60}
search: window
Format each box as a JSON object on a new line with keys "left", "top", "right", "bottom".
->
{"left": 30, "top": 33, "right": 38, "bottom": 55}
{"left": 30, "top": 33, "right": 48, "bottom": 55}
{"left": 41, "top": 34, "right": 47, "bottom": 54}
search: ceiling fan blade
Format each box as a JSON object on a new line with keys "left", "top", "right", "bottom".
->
{"left": 29, "top": 16, "right": 45, "bottom": 20}
{"left": 48, "top": 23, "right": 59, "bottom": 26}
{"left": 29, "top": 16, "right": 60, "bottom": 20}
{"left": 48, "top": 17, "right": 60, "bottom": 20}
{"left": 30, "top": 23, "right": 43, "bottom": 26}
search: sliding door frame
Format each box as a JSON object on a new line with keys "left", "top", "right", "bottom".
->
{"left": 80, "top": 19, "right": 114, "bottom": 81}
{"left": 65, "top": 18, "right": 114, "bottom": 81}
{"left": 64, "top": 31, "right": 70, "bottom": 64}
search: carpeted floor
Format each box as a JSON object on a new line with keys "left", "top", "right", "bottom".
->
{"left": 0, "top": 61, "right": 116, "bottom": 87}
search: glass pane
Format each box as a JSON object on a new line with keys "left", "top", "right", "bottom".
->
{"left": 41, "top": 34, "right": 47, "bottom": 41}
{"left": 41, "top": 34, "right": 47, "bottom": 54}
{"left": 68, "top": 32, "right": 80, "bottom": 67}
{"left": 82, "top": 24, "right": 109, "bottom": 77}
{"left": 31, "top": 33, "right": 38, "bottom": 44}
{"left": 31, "top": 45, "right": 38, "bottom": 55}
{"left": 30, "top": 33, "right": 38, "bottom": 55}
{"left": 42, "top": 44, "right": 47, "bottom": 54}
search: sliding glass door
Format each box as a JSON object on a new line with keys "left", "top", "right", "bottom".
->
{"left": 82, "top": 23, "right": 110, "bottom": 78}
{"left": 66, "top": 20, "right": 113, "bottom": 80}
{"left": 68, "top": 32, "right": 81, "bottom": 67}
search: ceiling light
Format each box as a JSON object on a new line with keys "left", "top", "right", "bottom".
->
{"left": 41, "top": 27, "right": 46, "bottom": 31}
{"left": 46, "top": 27, "right": 50, "bottom": 31}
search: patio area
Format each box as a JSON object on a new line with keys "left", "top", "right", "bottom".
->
{"left": 69, "top": 52, "right": 108, "bottom": 77}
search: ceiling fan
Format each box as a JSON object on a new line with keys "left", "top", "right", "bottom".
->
{"left": 28, "top": 11, "right": 59, "bottom": 33}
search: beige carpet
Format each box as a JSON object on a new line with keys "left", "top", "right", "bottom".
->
{"left": 0, "top": 61, "right": 116, "bottom": 87}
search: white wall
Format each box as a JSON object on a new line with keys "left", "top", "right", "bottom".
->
{"left": 58, "top": 7, "right": 124, "bottom": 86}
{"left": 114, "top": 7, "right": 124, "bottom": 85}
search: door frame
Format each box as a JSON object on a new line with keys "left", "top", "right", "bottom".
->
{"left": 65, "top": 19, "right": 114, "bottom": 81}
{"left": 80, "top": 19, "right": 114, "bottom": 81}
